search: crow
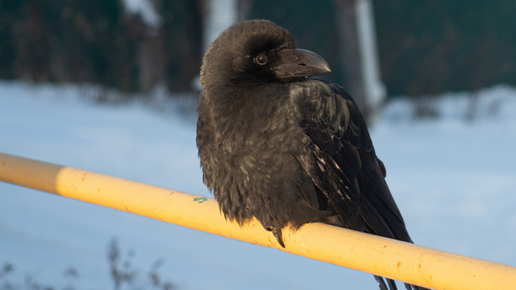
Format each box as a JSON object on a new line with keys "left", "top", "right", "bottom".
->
{"left": 197, "top": 19, "right": 428, "bottom": 290}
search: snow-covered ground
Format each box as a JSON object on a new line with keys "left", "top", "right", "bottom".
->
{"left": 1, "top": 81, "right": 515, "bottom": 290}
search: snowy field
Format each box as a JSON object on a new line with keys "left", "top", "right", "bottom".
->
{"left": 1, "top": 80, "right": 515, "bottom": 290}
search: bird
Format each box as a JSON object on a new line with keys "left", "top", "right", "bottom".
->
{"left": 196, "top": 19, "right": 428, "bottom": 290}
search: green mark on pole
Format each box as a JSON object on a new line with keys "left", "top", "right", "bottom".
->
{"left": 194, "top": 197, "right": 208, "bottom": 203}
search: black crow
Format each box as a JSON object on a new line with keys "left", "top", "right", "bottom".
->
{"left": 197, "top": 19, "right": 428, "bottom": 290}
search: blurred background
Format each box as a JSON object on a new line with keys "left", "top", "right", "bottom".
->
{"left": 1, "top": 1, "right": 516, "bottom": 290}
{"left": 2, "top": 0, "right": 515, "bottom": 105}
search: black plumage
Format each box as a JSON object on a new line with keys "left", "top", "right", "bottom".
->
{"left": 197, "top": 20, "right": 428, "bottom": 290}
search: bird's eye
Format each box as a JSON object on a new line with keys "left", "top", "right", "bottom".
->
{"left": 254, "top": 54, "right": 268, "bottom": 65}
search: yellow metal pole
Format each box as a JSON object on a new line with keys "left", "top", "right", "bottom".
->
{"left": 0, "top": 152, "right": 515, "bottom": 290}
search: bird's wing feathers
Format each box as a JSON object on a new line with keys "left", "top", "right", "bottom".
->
{"left": 293, "top": 79, "right": 410, "bottom": 241}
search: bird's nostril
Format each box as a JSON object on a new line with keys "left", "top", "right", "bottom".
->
{"left": 299, "top": 63, "right": 307, "bottom": 66}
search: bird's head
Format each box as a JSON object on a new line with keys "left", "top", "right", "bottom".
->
{"left": 200, "top": 20, "right": 331, "bottom": 88}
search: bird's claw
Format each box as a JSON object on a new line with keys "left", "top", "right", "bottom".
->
{"left": 272, "top": 227, "right": 285, "bottom": 248}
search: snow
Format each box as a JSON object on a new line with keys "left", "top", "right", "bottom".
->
{"left": 203, "top": 0, "right": 238, "bottom": 52}
{"left": 1, "top": 80, "right": 516, "bottom": 289}
{"left": 120, "top": 0, "right": 163, "bottom": 29}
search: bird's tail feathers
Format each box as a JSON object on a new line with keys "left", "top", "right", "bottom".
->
{"left": 374, "top": 276, "right": 432, "bottom": 290}
{"left": 405, "top": 283, "right": 431, "bottom": 290}
{"left": 374, "top": 275, "right": 397, "bottom": 290}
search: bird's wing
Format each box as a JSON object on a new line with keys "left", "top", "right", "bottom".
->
{"left": 293, "top": 78, "right": 411, "bottom": 241}
{"left": 196, "top": 91, "right": 218, "bottom": 192}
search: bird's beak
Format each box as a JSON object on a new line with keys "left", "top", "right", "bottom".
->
{"left": 273, "top": 49, "right": 331, "bottom": 80}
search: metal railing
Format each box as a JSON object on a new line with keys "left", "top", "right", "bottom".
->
{"left": 1, "top": 152, "right": 515, "bottom": 290}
